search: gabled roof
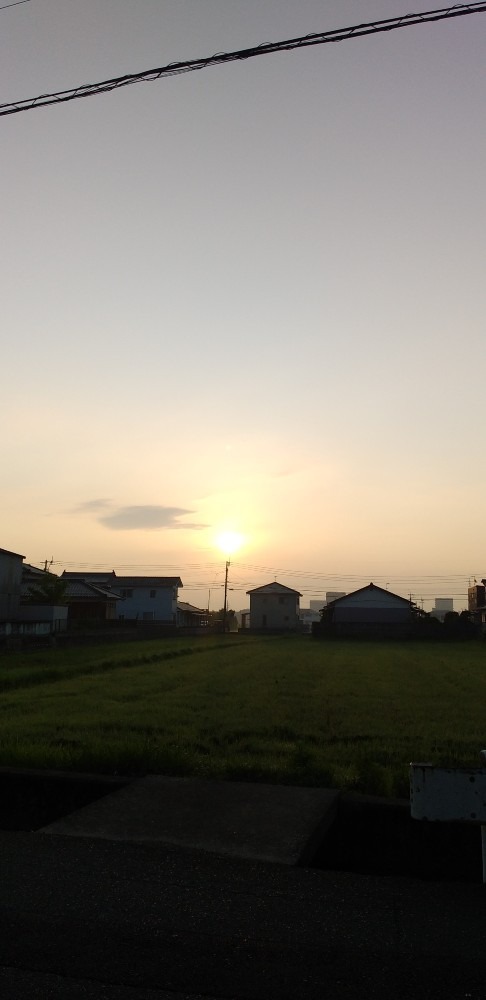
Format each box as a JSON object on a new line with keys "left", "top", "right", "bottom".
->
{"left": 23, "top": 564, "right": 51, "bottom": 577}
{"left": 19, "top": 579, "right": 120, "bottom": 601}
{"left": 0, "top": 546, "right": 25, "bottom": 559}
{"left": 177, "top": 601, "right": 206, "bottom": 615}
{"left": 61, "top": 571, "right": 182, "bottom": 588}
{"left": 246, "top": 581, "right": 302, "bottom": 597}
{"left": 64, "top": 582, "right": 121, "bottom": 600}
{"left": 114, "top": 576, "right": 182, "bottom": 588}
{"left": 326, "top": 583, "right": 411, "bottom": 606}
{"left": 62, "top": 571, "right": 117, "bottom": 581}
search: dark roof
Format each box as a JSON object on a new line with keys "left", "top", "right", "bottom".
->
{"left": 64, "top": 582, "right": 121, "bottom": 600}
{"left": 177, "top": 602, "right": 206, "bottom": 615}
{"left": 114, "top": 577, "right": 182, "bottom": 588}
{"left": 22, "top": 564, "right": 52, "bottom": 579}
{"left": 0, "top": 547, "right": 24, "bottom": 560}
{"left": 19, "top": 579, "right": 120, "bottom": 601}
{"left": 61, "top": 572, "right": 182, "bottom": 589}
{"left": 326, "top": 583, "right": 411, "bottom": 607}
{"left": 62, "top": 571, "right": 117, "bottom": 581}
{"left": 246, "top": 581, "right": 302, "bottom": 597}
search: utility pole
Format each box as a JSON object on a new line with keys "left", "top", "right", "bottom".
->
{"left": 222, "top": 560, "right": 230, "bottom": 634}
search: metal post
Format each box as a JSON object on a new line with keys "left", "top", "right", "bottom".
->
{"left": 481, "top": 751, "right": 486, "bottom": 883}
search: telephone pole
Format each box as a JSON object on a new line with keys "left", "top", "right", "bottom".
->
{"left": 222, "top": 560, "right": 230, "bottom": 633}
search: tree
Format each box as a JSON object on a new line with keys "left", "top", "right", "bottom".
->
{"left": 209, "top": 607, "right": 238, "bottom": 632}
{"left": 443, "top": 610, "right": 476, "bottom": 640}
{"left": 26, "top": 573, "right": 68, "bottom": 606}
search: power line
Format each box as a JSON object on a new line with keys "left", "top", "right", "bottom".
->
{"left": 0, "top": 0, "right": 34, "bottom": 10}
{"left": 50, "top": 558, "right": 477, "bottom": 595}
{"left": 1, "top": 3, "right": 485, "bottom": 117}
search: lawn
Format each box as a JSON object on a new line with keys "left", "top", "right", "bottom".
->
{"left": 1, "top": 635, "right": 485, "bottom": 797}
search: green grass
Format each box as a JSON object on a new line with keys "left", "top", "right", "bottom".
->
{"left": 1, "top": 635, "right": 485, "bottom": 796}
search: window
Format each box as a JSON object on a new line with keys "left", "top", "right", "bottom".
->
{"left": 150, "top": 589, "right": 156, "bottom": 598}
{"left": 121, "top": 589, "right": 133, "bottom": 598}
{"left": 142, "top": 611, "right": 155, "bottom": 621}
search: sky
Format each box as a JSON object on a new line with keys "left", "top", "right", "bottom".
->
{"left": 1, "top": 1, "right": 485, "bottom": 611}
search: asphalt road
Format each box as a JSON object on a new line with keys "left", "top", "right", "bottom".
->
{"left": 1, "top": 831, "right": 486, "bottom": 999}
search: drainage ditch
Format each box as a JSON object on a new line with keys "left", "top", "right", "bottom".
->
{"left": 312, "top": 792, "right": 482, "bottom": 882}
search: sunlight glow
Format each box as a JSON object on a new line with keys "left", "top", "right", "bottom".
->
{"left": 215, "top": 530, "right": 244, "bottom": 557}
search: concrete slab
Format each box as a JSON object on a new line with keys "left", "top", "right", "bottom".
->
{"left": 39, "top": 775, "right": 338, "bottom": 865}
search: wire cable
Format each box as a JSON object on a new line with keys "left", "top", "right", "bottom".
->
{"left": 1, "top": 3, "right": 485, "bottom": 117}
{"left": 0, "top": 0, "right": 34, "bottom": 10}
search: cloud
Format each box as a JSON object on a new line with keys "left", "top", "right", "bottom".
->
{"left": 73, "top": 499, "right": 206, "bottom": 531}
{"left": 73, "top": 498, "right": 113, "bottom": 512}
{"left": 98, "top": 505, "right": 205, "bottom": 532}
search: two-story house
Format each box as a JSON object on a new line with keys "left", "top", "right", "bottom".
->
{"left": 62, "top": 571, "right": 182, "bottom": 623}
{"left": 246, "top": 582, "right": 302, "bottom": 631}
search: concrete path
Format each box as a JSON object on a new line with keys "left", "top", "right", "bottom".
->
{"left": 40, "top": 775, "right": 339, "bottom": 865}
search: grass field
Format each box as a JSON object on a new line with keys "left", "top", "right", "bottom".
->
{"left": 1, "top": 635, "right": 485, "bottom": 797}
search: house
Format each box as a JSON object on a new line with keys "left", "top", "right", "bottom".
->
{"left": 321, "top": 583, "right": 413, "bottom": 637}
{"left": 468, "top": 581, "right": 486, "bottom": 631}
{"left": 110, "top": 576, "right": 182, "bottom": 623}
{"left": 61, "top": 570, "right": 117, "bottom": 587}
{"left": 0, "top": 547, "right": 24, "bottom": 620}
{"left": 177, "top": 602, "right": 209, "bottom": 628}
{"left": 235, "top": 608, "right": 251, "bottom": 630}
{"left": 20, "top": 564, "right": 70, "bottom": 631}
{"left": 62, "top": 571, "right": 182, "bottom": 623}
{"left": 299, "top": 607, "right": 322, "bottom": 633}
{"left": 63, "top": 581, "right": 121, "bottom": 622}
{"left": 246, "top": 582, "right": 302, "bottom": 631}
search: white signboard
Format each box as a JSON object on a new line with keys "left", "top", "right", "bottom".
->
{"left": 410, "top": 763, "right": 486, "bottom": 823}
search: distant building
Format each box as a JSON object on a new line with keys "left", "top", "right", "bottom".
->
{"left": 325, "top": 591, "right": 346, "bottom": 605}
{"left": 309, "top": 594, "right": 347, "bottom": 613}
{"left": 468, "top": 582, "right": 486, "bottom": 613}
{"left": 246, "top": 582, "right": 302, "bottom": 631}
{"left": 235, "top": 608, "right": 250, "bottom": 629}
{"left": 468, "top": 581, "right": 486, "bottom": 631}
{"left": 299, "top": 607, "right": 321, "bottom": 633}
{"left": 430, "top": 598, "right": 454, "bottom": 622}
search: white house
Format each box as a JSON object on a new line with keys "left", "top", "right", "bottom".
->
{"left": 324, "top": 583, "right": 413, "bottom": 636}
{"left": 62, "top": 572, "right": 182, "bottom": 623}
{"left": 0, "top": 547, "right": 24, "bottom": 620}
{"left": 112, "top": 576, "right": 182, "bottom": 623}
{"left": 246, "top": 582, "right": 302, "bottom": 631}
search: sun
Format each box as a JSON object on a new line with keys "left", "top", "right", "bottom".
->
{"left": 215, "top": 530, "right": 244, "bottom": 557}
